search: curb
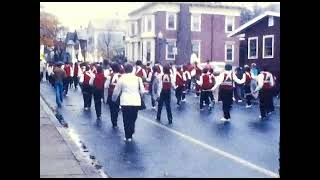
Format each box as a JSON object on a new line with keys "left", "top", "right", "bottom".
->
{"left": 40, "top": 93, "right": 109, "bottom": 178}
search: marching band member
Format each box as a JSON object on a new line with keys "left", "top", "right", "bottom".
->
{"left": 252, "top": 66, "right": 275, "bottom": 119}
{"left": 210, "top": 64, "right": 245, "bottom": 122}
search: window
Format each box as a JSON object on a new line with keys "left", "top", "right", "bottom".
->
{"left": 263, "top": 35, "right": 274, "bottom": 58}
{"left": 166, "top": 40, "right": 176, "bottom": 60}
{"left": 225, "top": 16, "right": 235, "bottom": 33}
{"left": 225, "top": 43, "right": 234, "bottom": 61}
{"left": 166, "top": 12, "right": 176, "bottom": 30}
{"left": 248, "top": 37, "right": 258, "bottom": 59}
{"left": 191, "top": 14, "right": 201, "bottom": 32}
{"left": 192, "top": 41, "right": 201, "bottom": 60}
{"left": 147, "top": 16, "right": 152, "bottom": 32}
{"left": 268, "top": 16, "right": 274, "bottom": 27}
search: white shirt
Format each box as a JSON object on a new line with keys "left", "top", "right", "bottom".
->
{"left": 40, "top": 61, "right": 46, "bottom": 73}
{"left": 183, "top": 71, "right": 191, "bottom": 80}
{"left": 105, "top": 72, "right": 120, "bottom": 89}
{"left": 254, "top": 71, "right": 275, "bottom": 92}
{"left": 211, "top": 70, "right": 245, "bottom": 91}
{"left": 112, "top": 73, "right": 145, "bottom": 106}
{"left": 135, "top": 66, "right": 147, "bottom": 79}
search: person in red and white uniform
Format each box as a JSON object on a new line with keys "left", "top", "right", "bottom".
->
{"left": 183, "top": 65, "right": 192, "bottom": 94}
{"left": 211, "top": 64, "right": 245, "bottom": 122}
{"left": 135, "top": 60, "right": 147, "bottom": 80}
{"left": 105, "top": 63, "right": 122, "bottom": 128}
{"left": 73, "top": 62, "right": 81, "bottom": 90}
{"left": 79, "top": 65, "right": 95, "bottom": 110}
{"left": 92, "top": 66, "right": 106, "bottom": 120}
{"left": 243, "top": 65, "right": 254, "bottom": 108}
{"left": 62, "top": 62, "right": 73, "bottom": 96}
{"left": 191, "top": 62, "right": 202, "bottom": 97}
{"left": 156, "top": 65, "right": 174, "bottom": 124}
{"left": 174, "top": 65, "right": 186, "bottom": 106}
{"left": 252, "top": 66, "right": 275, "bottom": 120}
{"left": 197, "top": 68, "right": 213, "bottom": 111}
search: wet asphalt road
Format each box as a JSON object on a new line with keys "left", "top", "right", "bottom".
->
{"left": 40, "top": 82, "right": 280, "bottom": 178}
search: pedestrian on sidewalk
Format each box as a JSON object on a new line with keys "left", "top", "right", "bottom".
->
{"left": 156, "top": 65, "right": 173, "bottom": 124}
{"left": 62, "top": 62, "right": 73, "bottom": 96}
{"left": 47, "top": 63, "right": 55, "bottom": 87}
{"left": 252, "top": 66, "right": 275, "bottom": 120}
{"left": 79, "top": 66, "right": 95, "bottom": 111}
{"left": 210, "top": 64, "right": 245, "bottom": 122}
{"left": 112, "top": 63, "right": 145, "bottom": 142}
{"left": 53, "top": 62, "right": 66, "bottom": 108}
{"left": 175, "top": 65, "right": 186, "bottom": 106}
{"left": 92, "top": 66, "right": 106, "bottom": 120}
{"left": 198, "top": 68, "right": 212, "bottom": 111}
{"left": 106, "top": 63, "right": 121, "bottom": 128}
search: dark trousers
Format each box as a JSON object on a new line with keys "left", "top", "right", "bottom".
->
{"left": 186, "top": 79, "right": 191, "bottom": 91}
{"left": 244, "top": 84, "right": 253, "bottom": 106}
{"left": 40, "top": 72, "right": 43, "bottom": 82}
{"left": 63, "top": 77, "right": 71, "bottom": 95}
{"left": 122, "top": 106, "right": 139, "bottom": 139}
{"left": 108, "top": 96, "right": 120, "bottom": 126}
{"left": 49, "top": 75, "right": 55, "bottom": 87}
{"left": 259, "top": 89, "right": 273, "bottom": 117}
{"left": 82, "top": 85, "right": 93, "bottom": 108}
{"left": 175, "top": 86, "right": 185, "bottom": 104}
{"left": 45, "top": 72, "right": 49, "bottom": 81}
{"left": 93, "top": 88, "right": 103, "bottom": 117}
{"left": 208, "top": 91, "right": 214, "bottom": 102}
{"left": 73, "top": 76, "right": 79, "bottom": 89}
{"left": 200, "top": 90, "right": 211, "bottom": 109}
{"left": 157, "top": 90, "right": 172, "bottom": 122}
{"left": 220, "top": 88, "right": 233, "bottom": 119}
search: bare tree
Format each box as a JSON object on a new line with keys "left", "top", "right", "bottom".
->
{"left": 103, "top": 31, "right": 112, "bottom": 59}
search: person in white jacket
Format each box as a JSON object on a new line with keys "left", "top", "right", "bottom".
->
{"left": 112, "top": 63, "right": 146, "bottom": 142}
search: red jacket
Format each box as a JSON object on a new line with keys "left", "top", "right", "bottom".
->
{"left": 262, "top": 72, "right": 273, "bottom": 89}
{"left": 244, "top": 72, "right": 252, "bottom": 86}
{"left": 93, "top": 73, "right": 106, "bottom": 90}
{"left": 64, "top": 65, "right": 72, "bottom": 77}
{"left": 162, "top": 74, "right": 171, "bottom": 90}
{"left": 201, "top": 74, "right": 211, "bottom": 90}
{"left": 176, "top": 71, "right": 185, "bottom": 87}
{"left": 83, "top": 71, "right": 91, "bottom": 86}
{"left": 74, "top": 65, "right": 79, "bottom": 76}
{"left": 220, "top": 72, "right": 234, "bottom": 90}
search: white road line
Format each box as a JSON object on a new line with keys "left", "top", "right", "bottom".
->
{"left": 139, "top": 115, "right": 279, "bottom": 178}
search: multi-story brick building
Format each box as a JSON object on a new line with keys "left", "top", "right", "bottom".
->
{"left": 124, "top": 2, "right": 242, "bottom": 66}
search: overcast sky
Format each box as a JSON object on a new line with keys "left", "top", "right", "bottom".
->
{"left": 40, "top": 2, "right": 279, "bottom": 31}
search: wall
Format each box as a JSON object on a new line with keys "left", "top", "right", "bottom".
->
{"left": 244, "top": 16, "right": 280, "bottom": 75}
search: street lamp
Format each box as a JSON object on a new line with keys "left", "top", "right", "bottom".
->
{"left": 157, "top": 31, "right": 166, "bottom": 64}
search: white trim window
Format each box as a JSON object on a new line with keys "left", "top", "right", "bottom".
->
{"left": 166, "top": 39, "right": 176, "bottom": 61}
{"left": 225, "top": 43, "right": 234, "bottom": 62}
{"left": 131, "top": 22, "right": 135, "bottom": 36}
{"left": 268, "top": 16, "right": 274, "bottom": 27}
{"left": 191, "top": 14, "right": 201, "bottom": 32}
{"left": 146, "top": 41, "right": 151, "bottom": 62}
{"left": 166, "top": 12, "right": 177, "bottom": 30}
{"left": 263, "top": 35, "right": 274, "bottom": 59}
{"left": 191, "top": 40, "right": 201, "bottom": 60}
{"left": 225, "top": 16, "right": 235, "bottom": 33}
{"left": 141, "top": 17, "right": 144, "bottom": 33}
{"left": 248, "top": 37, "right": 258, "bottom": 59}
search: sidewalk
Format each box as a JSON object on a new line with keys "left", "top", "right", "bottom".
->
{"left": 40, "top": 97, "right": 103, "bottom": 178}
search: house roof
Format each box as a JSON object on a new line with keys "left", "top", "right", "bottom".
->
{"left": 128, "top": 2, "right": 243, "bottom": 16}
{"left": 227, "top": 11, "right": 280, "bottom": 38}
